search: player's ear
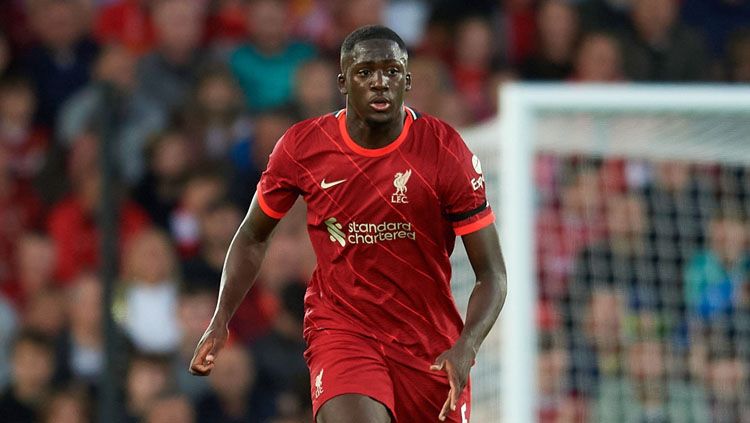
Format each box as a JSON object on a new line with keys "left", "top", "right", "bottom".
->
{"left": 405, "top": 73, "right": 412, "bottom": 92}
{"left": 337, "top": 73, "right": 347, "bottom": 95}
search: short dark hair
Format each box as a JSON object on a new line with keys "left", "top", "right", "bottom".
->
{"left": 11, "top": 330, "right": 55, "bottom": 356}
{"left": 340, "top": 25, "right": 407, "bottom": 59}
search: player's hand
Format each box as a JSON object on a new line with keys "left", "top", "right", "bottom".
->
{"left": 430, "top": 339, "right": 476, "bottom": 421}
{"left": 188, "top": 322, "right": 228, "bottom": 376}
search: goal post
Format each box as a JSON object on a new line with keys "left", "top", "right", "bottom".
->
{"left": 455, "top": 83, "right": 750, "bottom": 422}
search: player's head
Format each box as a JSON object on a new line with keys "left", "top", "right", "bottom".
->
{"left": 338, "top": 25, "right": 411, "bottom": 125}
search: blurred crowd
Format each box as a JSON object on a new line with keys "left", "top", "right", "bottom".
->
{"left": 0, "top": 0, "right": 748, "bottom": 422}
{"left": 535, "top": 157, "right": 750, "bottom": 422}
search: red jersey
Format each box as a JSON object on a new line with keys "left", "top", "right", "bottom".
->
{"left": 257, "top": 107, "right": 494, "bottom": 361}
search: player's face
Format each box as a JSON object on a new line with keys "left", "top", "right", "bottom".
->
{"left": 338, "top": 39, "right": 412, "bottom": 126}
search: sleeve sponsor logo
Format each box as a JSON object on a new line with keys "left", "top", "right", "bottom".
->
{"left": 471, "top": 155, "right": 485, "bottom": 191}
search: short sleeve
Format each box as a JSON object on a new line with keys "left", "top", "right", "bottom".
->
{"left": 437, "top": 125, "right": 495, "bottom": 236}
{"left": 256, "top": 130, "right": 300, "bottom": 219}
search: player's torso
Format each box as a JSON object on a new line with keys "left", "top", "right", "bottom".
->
{"left": 294, "top": 109, "right": 451, "bottom": 259}
{"left": 291, "top": 110, "right": 466, "bottom": 357}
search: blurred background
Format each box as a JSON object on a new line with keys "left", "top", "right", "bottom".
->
{"left": 0, "top": 0, "right": 748, "bottom": 422}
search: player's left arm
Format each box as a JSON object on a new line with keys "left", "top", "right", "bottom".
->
{"left": 432, "top": 223, "right": 507, "bottom": 421}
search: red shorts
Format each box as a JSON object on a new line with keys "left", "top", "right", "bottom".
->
{"left": 304, "top": 330, "right": 471, "bottom": 422}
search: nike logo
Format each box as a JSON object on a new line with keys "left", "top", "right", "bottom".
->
{"left": 321, "top": 179, "right": 347, "bottom": 189}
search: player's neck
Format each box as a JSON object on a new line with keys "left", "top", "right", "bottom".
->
{"left": 345, "top": 107, "right": 405, "bottom": 150}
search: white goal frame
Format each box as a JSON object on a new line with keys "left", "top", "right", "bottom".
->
{"left": 495, "top": 83, "right": 750, "bottom": 423}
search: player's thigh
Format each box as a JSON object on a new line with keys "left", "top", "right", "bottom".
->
{"left": 316, "top": 393, "right": 391, "bottom": 423}
{"left": 388, "top": 357, "right": 471, "bottom": 423}
{"left": 304, "top": 330, "right": 396, "bottom": 421}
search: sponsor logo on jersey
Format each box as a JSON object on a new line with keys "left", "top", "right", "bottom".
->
{"left": 325, "top": 218, "right": 346, "bottom": 246}
{"left": 314, "top": 368, "right": 324, "bottom": 399}
{"left": 471, "top": 155, "right": 485, "bottom": 191}
{"left": 320, "top": 178, "right": 346, "bottom": 189}
{"left": 391, "top": 169, "right": 412, "bottom": 203}
{"left": 324, "top": 217, "right": 416, "bottom": 246}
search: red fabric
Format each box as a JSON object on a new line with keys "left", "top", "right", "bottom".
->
{"left": 0, "top": 180, "right": 42, "bottom": 288}
{"left": 47, "top": 197, "right": 150, "bottom": 284}
{"left": 451, "top": 65, "right": 492, "bottom": 123}
{"left": 305, "top": 329, "right": 471, "bottom": 422}
{"left": 258, "top": 108, "right": 492, "bottom": 362}
{"left": 94, "top": 0, "right": 155, "bottom": 55}
{"left": 506, "top": 8, "right": 536, "bottom": 65}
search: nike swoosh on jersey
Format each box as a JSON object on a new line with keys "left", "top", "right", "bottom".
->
{"left": 321, "top": 179, "right": 347, "bottom": 189}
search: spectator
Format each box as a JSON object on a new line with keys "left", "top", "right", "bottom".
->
{"left": 136, "top": 0, "right": 209, "bottom": 117}
{"left": 684, "top": 209, "right": 750, "bottom": 325}
{"left": 40, "top": 386, "right": 91, "bottom": 423}
{"left": 726, "top": 29, "right": 750, "bottom": 83}
{"left": 133, "top": 129, "right": 193, "bottom": 229}
{"left": 205, "top": 0, "right": 249, "bottom": 52}
{"left": 569, "top": 194, "right": 668, "bottom": 392}
{"left": 253, "top": 280, "right": 309, "bottom": 412}
{"left": 123, "top": 353, "right": 172, "bottom": 422}
{"left": 174, "top": 285, "right": 215, "bottom": 401}
{"left": 0, "top": 75, "right": 48, "bottom": 181}
{"left": 119, "top": 228, "right": 181, "bottom": 354}
{"left": 537, "top": 332, "right": 584, "bottom": 423}
{"left": 620, "top": 0, "right": 709, "bottom": 81}
{"left": 705, "top": 345, "right": 750, "bottom": 422}
{"left": 94, "top": 0, "right": 155, "bottom": 55}
{"left": 4, "top": 232, "right": 56, "bottom": 310}
{"left": 22, "top": 0, "right": 99, "bottom": 128}
{"left": 0, "top": 331, "right": 57, "bottom": 423}
{"left": 230, "top": 0, "right": 316, "bottom": 111}
{"left": 594, "top": 338, "right": 709, "bottom": 421}
{"left": 170, "top": 168, "right": 227, "bottom": 258}
{"left": 197, "top": 345, "right": 272, "bottom": 423}
{"left": 642, "top": 161, "right": 713, "bottom": 277}
{"left": 229, "top": 110, "right": 295, "bottom": 208}
{"left": 146, "top": 393, "right": 196, "bottom": 423}
{"left": 403, "top": 56, "right": 451, "bottom": 118}
{"left": 488, "top": 0, "right": 537, "bottom": 66}
{"left": 450, "top": 16, "right": 496, "bottom": 122}
{"left": 181, "top": 200, "right": 240, "bottom": 290}
{"left": 537, "top": 164, "right": 606, "bottom": 300}
{"left": 337, "top": 0, "right": 388, "bottom": 45}
{"left": 432, "top": 91, "right": 472, "bottom": 129}
{"left": 520, "top": 0, "right": 580, "bottom": 81}
{"left": 57, "top": 273, "right": 112, "bottom": 387}
{"left": 0, "top": 148, "right": 42, "bottom": 289}
{"left": 47, "top": 169, "right": 150, "bottom": 284}
{"left": 36, "top": 130, "right": 97, "bottom": 206}
{"left": 181, "top": 65, "right": 251, "bottom": 161}
{"left": 57, "top": 44, "right": 166, "bottom": 184}
{"left": 571, "top": 32, "right": 624, "bottom": 82}
{"left": 22, "top": 288, "right": 67, "bottom": 340}
{"left": 292, "top": 59, "right": 340, "bottom": 120}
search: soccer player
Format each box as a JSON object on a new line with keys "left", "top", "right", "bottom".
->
{"left": 189, "top": 25, "right": 507, "bottom": 422}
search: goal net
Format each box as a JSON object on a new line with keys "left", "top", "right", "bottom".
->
{"left": 455, "top": 84, "right": 750, "bottom": 422}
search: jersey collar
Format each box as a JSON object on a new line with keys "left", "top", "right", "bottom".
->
{"left": 337, "top": 106, "right": 415, "bottom": 157}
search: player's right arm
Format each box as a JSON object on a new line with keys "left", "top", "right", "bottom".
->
{"left": 189, "top": 128, "right": 300, "bottom": 376}
{"left": 188, "top": 196, "right": 279, "bottom": 376}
